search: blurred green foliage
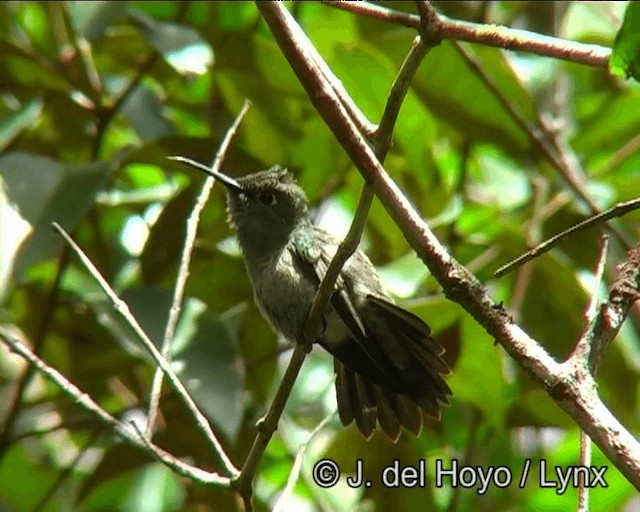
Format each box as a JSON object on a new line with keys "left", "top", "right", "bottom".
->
{"left": 611, "top": 2, "right": 640, "bottom": 81}
{"left": 0, "top": 2, "right": 639, "bottom": 511}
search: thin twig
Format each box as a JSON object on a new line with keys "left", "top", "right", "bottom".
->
{"left": 146, "top": 100, "right": 251, "bottom": 438}
{"left": 594, "top": 131, "right": 640, "bottom": 177}
{"left": 233, "top": 341, "right": 309, "bottom": 507}
{"left": 374, "top": 34, "right": 428, "bottom": 156}
{"left": 570, "top": 244, "right": 640, "bottom": 374}
{"left": 10, "top": 403, "right": 147, "bottom": 443}
{"left": 495, "top": 199, "right": 640, "bottom": 278}
{"left": 0, "top": 327, "right": 231, "bottom": 487}
{"left": 129, "top": 419, "right": 232, "bottom": 488}
{"left": 255, "top": 1, "right": 640, "bottom": 490}
{"left": 537, "top": 116, "right": 632, "bottom": 249}
{"left": 273, "top": 412, "right": 336, "bottom": 512}
{"left": 51, "top": 223, "right": 239, "bottom": 478}
{"left": 587, "top": 236, "right": 610, "bottom": 324}
{"left": 574, "top": 235, "right": 607, "bottom": 511}
{"left": 238, "top": 3, "right": 435, "bottom": 506}
{"left": 324, "top": 1, "right": 610, "bottom": 67}
{"left": 452, "top": 42, "right": 630, "bottom": 249}
{"left": 578, "top": 430, "right": 592, "bottom": 512}
{"left": 54, "top": 3, "right": 102, "bottom": 103}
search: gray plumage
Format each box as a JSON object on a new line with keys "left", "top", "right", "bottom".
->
{"left": 178, "top": 158, "right": 452, "bottom": 441}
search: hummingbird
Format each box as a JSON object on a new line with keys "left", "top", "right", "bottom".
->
{"left": 171, "top": 156, "right": 452, "bottom": 441}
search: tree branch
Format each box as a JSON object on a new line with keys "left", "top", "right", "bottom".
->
{"left": 575, "top": 235, "right": 609, "bottom": 510}
{"left": 451, "top": 42, "right": 630, "bottom": 250}
{"left": 255, "top": 0, "right": 640, "bottom": 490}
{"left": 51, "top": 223, "right": 239, "bottom": 478}
{"left": 237, "top": 3, "right": 438, "bottom": 507}
{"left": 146, "top": 100, "right": 251, "bottom": 438}
{"left": 570, "top": 245, "right": 640, "bottom": 375}
{"left": 325, "top": 1, "right": 611, "bottom": 67}
{"left": 0, "top": 327, "right": 231, "bottom": 488}
{"left": 233, "top": 341, "right": 308, "bottom": 510}
{"left": 495, "top": 198, "right": 640, "bottom": 278}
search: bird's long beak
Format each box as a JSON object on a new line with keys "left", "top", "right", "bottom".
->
{"left": 168, "top": 156, "right": 244, "bottom": 194}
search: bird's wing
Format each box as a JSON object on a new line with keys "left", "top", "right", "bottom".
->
{"left": 292, "top": 228, "right": 451, "bottom": 440}
{"left": 292, "top": 229, "right": 401, "bottom": 389}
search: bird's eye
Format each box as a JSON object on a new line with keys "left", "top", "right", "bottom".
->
{"left": 259, "top": 190, "right": 277, "bottom": 206}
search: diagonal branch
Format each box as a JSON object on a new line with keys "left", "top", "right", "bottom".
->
{"left": 232, "top": 340, "right": 308, "bottom": 511}
{"left": 451, "top": 42, "right": 631, "bottom": 250}
{"left": 255, "top": 0, "right": 640, "bottom": 490}
{"left": 570, "top": 245, "right": 640, "bottom": 374}
{"left": 237, "top": 2, "right": 438, "bottom": 507}
{"left": 495, "top": 198, "right": 640, "bottom": 278}
{"left": 375, "top": 33, "right": 430, "bottom": 156}
{"left": 146, "top": 100, "right": 251, "bottom": 438}
{"left": 0, "top": 327, "right": 230, "bottom": 488}
{"left": 325, "top": 1, "right": 610, "bottom": 67}
{"left": 51, "top": 223, "right": 239, "bottom": 478}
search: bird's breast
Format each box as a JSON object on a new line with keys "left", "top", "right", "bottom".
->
{"left": 248, "top": 246, "right": 318, "bottom": 342}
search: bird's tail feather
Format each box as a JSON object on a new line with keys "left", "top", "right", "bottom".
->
{"left": 333, "top": 296, "right": 452, "bottom": 440}
{"left": 335, "top": 360, "right": 425, "bottom": 442}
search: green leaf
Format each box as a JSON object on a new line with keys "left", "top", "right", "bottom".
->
{"left": 82, "top": 462, "right": 186, "bottom": 512}
{"left": 520, "top": 255, "right": 588, "bottom": 359}
{"left": 467, "top": 145, "right": 532, "bottom": 210}
{"left": 139, "top": 183, "right": 195, "bottom": 283}
{"left": 236, "top": 302, "right": 278, "bottom": 404}
{"left": 610, "top": 3, "right": 640, "bottom": 81}
{"left": 0, "top": 445, "right": 60, "bottom": 511}
{"left": 0, "top": 40, "right": 72, "bottom": 93}
{"left": 0, "top": 99, "right": 42, "bottom": 151}
{"left": 0, "top": 151, "right": 110, "bottom": 279}
{"left": 71, "top": 1, "right": 129, "bottom": 42}
{"left": 122, "top": 84, "right": 177, "bottom": 142}
{"left": 447, "top": 314, "right": 510, "bottom": 429}
{"left": 171, "top": 298, "right": 246, "bottom": 441}
{"left": 410, "top": 41, "right": 537, "bottom": 157}
{"left": 129, "top": 10, "right": 214, "bottom": 75}
{"left": 108, "top": 288, "right": 246, "bottom": 440}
